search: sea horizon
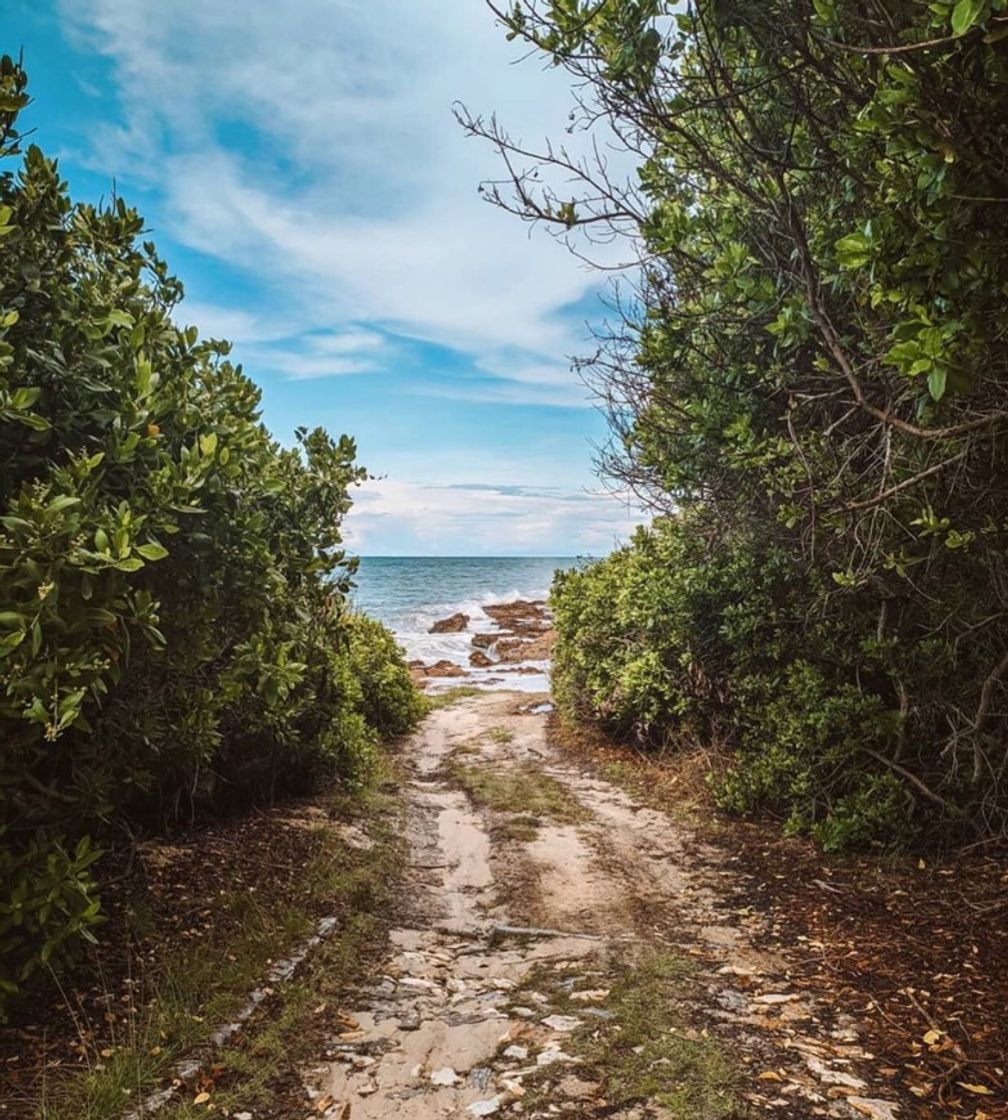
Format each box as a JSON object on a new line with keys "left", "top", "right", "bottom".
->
{"left": 349, "top": 554, "right": 586, "bottom": 692}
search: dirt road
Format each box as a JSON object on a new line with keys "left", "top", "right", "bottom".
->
{"left": 301, "top": 692, "right": 901, "bottom": 1120}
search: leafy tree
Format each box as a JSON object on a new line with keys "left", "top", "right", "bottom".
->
{"left": 470, "top": 1, "right": 1008, "bottom": 845}
{"left": 0, "top": 54, "right": 423, "bottom": 1008}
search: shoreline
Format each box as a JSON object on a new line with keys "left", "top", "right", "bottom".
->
{"left": 406, "top": 598, "right": 556, "bottom": 693}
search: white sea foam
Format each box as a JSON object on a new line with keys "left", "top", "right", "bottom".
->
{"left": 351, "top": 557, "right": 584, "bottom": 693}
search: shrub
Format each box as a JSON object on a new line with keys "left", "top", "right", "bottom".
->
{"left": 484, "top": 2, "right": 1008, "bottom": 850}
{"left": 0, "top": 55, "right": 421, "bottom": 1010}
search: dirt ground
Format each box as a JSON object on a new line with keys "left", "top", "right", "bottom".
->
{"left": 299, "top": 692, "right": 1002, "bottom": 1120}
{"left": 4, "top": 690, "right": 1005, "bottom": 1119}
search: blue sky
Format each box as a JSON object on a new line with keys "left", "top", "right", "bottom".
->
{"left": 8, "top": 0, "right": 645, "bottom": 555}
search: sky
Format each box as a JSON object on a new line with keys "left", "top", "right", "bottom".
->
{"left": 8, "top": 0, "right": 646, "bottom": 555}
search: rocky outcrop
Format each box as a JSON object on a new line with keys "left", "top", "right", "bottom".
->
{"left": 409, "top": 659, "right": 467, "bottom": 687}
{"left": 429, "top": 613, "right": 469, "bottom": 634}
{"left": 469, "top": 650, "right": 493, "bottom": 668}
{"left": 482, "top": 600, "right": 550, "bottom": 636}
{"left": 495, "top": 630, "right": 556, "bottom": 663}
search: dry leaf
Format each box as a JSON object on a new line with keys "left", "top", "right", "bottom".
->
{"left": 957, "top": 1082, "right": 993, "bottom": 1095}
{"left": 922, "top": 1029, "right": 942, "bottom": 1045}
{"left": 316, "top": 1094, "right": 334, "bottom": 1112}
{"left": 193, "top": 1091, "right": 211, "bottom": 1105}
{"left": 757, "top": 1071, "right": 783, "bottom": 1082}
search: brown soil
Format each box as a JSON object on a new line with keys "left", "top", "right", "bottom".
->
{"left": 298, "top": 694, "right": 971, "bottom": 1120}
{"left": 548, "top": 716, "right": 1008, "bottom": 1119}
{"left": 0, "top": 795, "right": 358, "bottom": 1115}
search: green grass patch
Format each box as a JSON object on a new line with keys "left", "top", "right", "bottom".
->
{"left": 445, "top": 759, "right": 585, "bottom": 823}
{"left": 485, "top": 725, "right": 515, "bottom": 745}
{"left": 37, "top": 778, "right": 405, "bottom": 1120}
{"left": 589, "top": 952, "right": 741, "bottom": 1117}
{"left": 495, "top": 814, "right": 541, "bottom": 842}
{"left": 425, "top": 685, "right": 483, "bottom": 710}
{"left": 511, "top": 950, "right": 742, "bottom": 1120}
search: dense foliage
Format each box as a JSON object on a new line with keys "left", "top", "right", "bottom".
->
{"left": 472, "top": 1, "right": 1008, "bottom": 847}
{"left": 0, "top": 56, "right": 423, "bottom": 1008}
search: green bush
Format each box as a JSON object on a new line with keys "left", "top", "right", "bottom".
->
{"left": 0, "top": 55, "right": 421, "bottom": 1010}
{"left": 551, "top": 515, "right": 964, "bottom": 851}
{"left": 489, "top": 1, "right": 1008, "bottom": 850}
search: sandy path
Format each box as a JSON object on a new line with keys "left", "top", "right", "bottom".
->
{"left": 302, "top": 693, "right": 901, "bottom": 1120}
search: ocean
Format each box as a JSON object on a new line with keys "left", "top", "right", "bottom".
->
{"left": 349, "top": 556, "right": 584, "bottom": 691}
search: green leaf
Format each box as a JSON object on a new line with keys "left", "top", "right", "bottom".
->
{"left": 9, "top": 386, "right": 39, "bottom": 409}
{"left": 952, "top": 0, "right": 985, "bottom": 35}
{"left": 0, "top": 630, "right": 26, "bottom": 657}
{"left": 928, "top": 366, "right": 948, "bottom": 401}
{"left": 835, "top": 231, "right": 872, "bottom": 269}
{"left": 199, "top": 431, "right": 218, "bottom": 458}
{"left": 136, "top": 542, "right": 169, "bottom": 561}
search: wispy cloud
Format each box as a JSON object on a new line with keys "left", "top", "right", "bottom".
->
{"left": 49, "top": 0, "right": 645, "bottom": 551}
{"left": 60, "top": 0, "right": 617, "bottom": 398}
{"left": 343, "top": 478, "right": 637, "bottom": 556}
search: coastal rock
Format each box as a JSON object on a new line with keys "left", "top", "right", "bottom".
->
{"left": 469, "top": 650, "right": 494, "bottom": 668}
{"left": 422, "top": 660, "right": 468, "bottom": 678}
{"left": 471, "top": 633, "right": 497, "bottom": 650}
{"left": 483, "top": 600, "right": 550, "bottom": 636}
{"left": 495, "top": 630, "right": 556, "bottom": 663}
{"left": 430, "top": 612, "right": 469, "bottom": 634}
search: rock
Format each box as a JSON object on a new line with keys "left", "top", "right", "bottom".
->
{"left": 472, "top": 633, "right": 497, "bottom": 649}
{"left": 558, "top": 1076, "right": 597, "bottom": 1100}
{"left": 420, "top": 660, "right": 467, "bottom": 678}
{"left": 495, "top": 630, "right": 556, "bottom": 663}
{"left": 467, "top": 1098, "right": 502, "bottom": 1117}
{"left": 469, "top": 1067, "right": 493, "bottom": 1091}
{"left": 470, "top": 650, "right": 494, "bottom": 668}
{"left": 805, "top": 1056, "right": 867, "bottom": 1091}
{"left": 430, "top": 1066, "right": 460, "bottom": 1086}
{"left": 430, "top": 612, "right": 469, "bottom": 633}
{"left": 503, "top": 1044, "right": 529, "bottom": 1060}
{"left": 542, "top": 1014, "right": 581, "bottom": 1032}
{"left": 716, "top": 988, "right": 749, "bottom": 1013}
{"left": 483, "top": 600, "right": 551, "bottom": 635}
{"left": 537, "top": 1046, "right": 576, "bottom": 1066}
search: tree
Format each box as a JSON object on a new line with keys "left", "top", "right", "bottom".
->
{"left": 0, "top": 54, "right": 423, "bottom": 1006}
{"left": 466, "top": 1, "right": 1008, "bottom": 845}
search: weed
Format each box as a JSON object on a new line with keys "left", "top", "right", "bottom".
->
{"left": 445, "top": 761, "right": 585, "bottom": 823}
{"left": 425, "top": 686, "right": 483, "bottom": 711}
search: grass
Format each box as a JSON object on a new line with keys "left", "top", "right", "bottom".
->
{"left": 37, "top": 774, "right": 405, "bottom": 1120}
{"left": 444, "top": 756, "right": 586, "bottom": 825}
{"left": 485, "top": 725, "right": 514, "bottom": 745}
{"left": 425, "top": 685, "right": 483, "bottom": 710}
{"left": 514, "top": 950, "right": 743, "bottom": 1120}
{"left": 590, "top": 952, "right": 741, "bottom": 1117}
{"left": 495, "top": 814, "right": 542, "bottom": 842}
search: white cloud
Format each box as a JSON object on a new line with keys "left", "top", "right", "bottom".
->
{"left": 59, "top": 0, "right": 629, "bottom": 401}
{"left": 343, "top": 478, "right": 641, "bottom": 556}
